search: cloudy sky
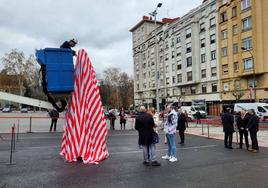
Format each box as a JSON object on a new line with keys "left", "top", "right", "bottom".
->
{"left": 0, "top": 0, "right": 201, "bottom": 77}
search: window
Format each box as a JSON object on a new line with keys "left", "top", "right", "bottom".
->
{"left": 186, "top": 28, "right": 191, "bottom": 39}
{"left": 233, "top": 43, "right": 238, "bottom": 54}
{"left": 242, "top": 17, "right": 252, "bottom": 31}
{"left": 241, "top": 0, "right": 251, "bottom": 11}
{"left": 137, "top": 84, "right": 139, "bottom": 90}
{"left": 177, "top": 47, "right": 181, "bottom": 56}
{"left": 186, "top": 43, "right": 191, "bottom": 53}
{"left": 220, "top": 11, "right": 228, "bottom": 23}
{"left": 232, "top": 7, "right": 237, "bottom": 17}
{"left": 176, "top": 36, "right": 181, "bottom": 43}
{"left": 200, "top": 38, "right": 205, "bottom": 48}
{"left": 223, "top": 82, "right": 229, "bottom": 91}
{"left": 210, "top": 34, "right": 216, "bottom": 44}
{"left": 177, "top": 64, "right": 182, "bottom": 70}
{"left": 202, "top": 85, "right": 207, "bottom": 93}
{"left": 177, "top": 74, "right": 182, "bottom": 83}
{"left": 258, "top": 106, "right": 266, "bottom": 113}
{"left": 211, "top": 50, "right": 216, "bottom": 60}
{"left": 165, "top": 53, "right": 169, "bottom": 61}
{"left": 187, "top": 57, "right": 192, "bottom": 67}
{"left": 201, "top": 9, "right": 206, "bottom": 17}
{"left": 222, "top": 64, "right": 228, "bottom": 74}
{"left": 166, "top": 78, "right": 170, "bottom": 85}
{"left": 242, "top": 37, "right": 252, "bottom": 50}
{"left": 210, "top": 17, "right": 216, "bottom": 27}
{"left": 244, "top": 58, "right": 253, "bottom": 70}
{"left": 234, "top": 62, "right": 239, "bottom": 72}
{"left": 232, "top": 25, "right": 238, "bottom": 35}
{"left": 248, "top": 78, "right": 256, "bottom": 88}
{"left": 210, "top": 3, "right": 216, "bottom": 11}
{"left": 172, "top": 64, "right": 175, "bottom": 71}
{"left": 171, "top": 51, "right": 175, "bottom": 58}
{"left": 212, "top": 83, "right": 217, "bottom": 92}
{"left": 235, "top": 80, "right": 241, "bottom": 90}
{"left": 201, "top": 69, "right": 206, "bottom": 78}
{"left": 187, "top": 71, "right": 193, "bottom": 81}
{"left": 221, "top": 47, "right": 228, "bottom": 57}
{"left": 221, "top": 30, "right": 228, "bottom": 40}
{"left": 191, "top": 86, "right": 196, "bottom": 94}
{"left": 211, "top": 67, "right": 217, "bottom": 77}
{"left": 200, "top": 23, "right": 205, "bottom": 33}
{"left": 201, "top": 54, "right": 206, "bottom": 63}
{"left": 181, "top": 87, "right": 186, "bottom": 95}
{"left": 172, "top": 76, "right": 176, "bottom": 84}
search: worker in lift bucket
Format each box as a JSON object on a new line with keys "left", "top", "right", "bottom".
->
{"left": 60, "top": 38, "right": 78, "bottom": 56}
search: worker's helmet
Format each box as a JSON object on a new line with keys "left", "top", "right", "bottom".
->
{"left": 70, "top": 38, "right": 78, "bottom": 44}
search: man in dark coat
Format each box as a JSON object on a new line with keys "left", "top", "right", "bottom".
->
{"left": 49, "top": 109, "right": 59, "bottom": 132}
{"left": 221, "top": 108, "right": 234, "bottom": 149}
{"left": 135, "top": 106, "right": 160, "bottom": 166}
{"left": 237, "top": 110, "right": 250, "bottom": 149}
{"left": 177, "top": 108, "right": 186, "bottom": 145}
{"left": 60, "top": 38, "right": 78, "bottom": 56}
{"left": 246, "top": 109, "right": 259, "bottom": 153}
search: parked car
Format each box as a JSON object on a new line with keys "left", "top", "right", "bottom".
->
{"left": 20, "top": 108, "right": 28, "bottom": 113}
{"left": 2, "top": 107, "right": 12, "bottom": 113}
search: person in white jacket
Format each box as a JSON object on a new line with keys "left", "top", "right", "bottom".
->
{"left": 162, "top": 105, "right": 178, "bottom": 162}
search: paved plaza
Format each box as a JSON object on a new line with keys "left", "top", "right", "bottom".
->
{"left": 1, "top": 112, "right": 268, "bottom": 187}
{"left": 1, "top": 130, "right": 268, "bottom": 187}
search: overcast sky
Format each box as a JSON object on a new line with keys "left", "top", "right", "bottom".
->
{"left": 0, "top": 0, "right": 201, "bottom": 77}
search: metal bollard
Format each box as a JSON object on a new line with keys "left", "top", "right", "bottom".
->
{"left": 201, "top": 123, "right": 204, "bottom": 135}
{"left": 27, "top": 117, "right": 33, "bottom": 133}
{"left": 207, "top": 123, "right": 210, "bottom": 139}
{"left": 17, "top": 120, "right": 20, "bottom": 142}
{"left": 12, "top": 124, "right": 16, "bottom": 152}
{"left": 7, "top": 125, "right": 16, "bottom": 165}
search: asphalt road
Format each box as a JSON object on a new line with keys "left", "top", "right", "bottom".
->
{"left": 1, "top": 130, "right": 268, "bottom": 188}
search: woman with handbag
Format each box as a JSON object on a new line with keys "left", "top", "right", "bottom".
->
{"left": 135, "top": 106, "right": 161, "bottom": 166}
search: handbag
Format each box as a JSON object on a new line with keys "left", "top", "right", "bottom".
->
{"left": 153, "top": 131, "right": 159, "bottom": 144}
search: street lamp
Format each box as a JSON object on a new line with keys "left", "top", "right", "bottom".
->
{"left": 149, "top": 3, "right": 162, "bottom": 114}
{"left": 241, "top": 47, "right": 256, "bottom": 102}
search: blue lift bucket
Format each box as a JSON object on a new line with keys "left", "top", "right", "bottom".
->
{"left": 35, "top": 48, "right": 74, "bottom": 93}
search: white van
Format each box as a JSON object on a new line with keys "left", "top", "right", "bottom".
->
{"left": 180, "top": 106, "right": 207, "bottom": 121}
{"left": 234, "top": 103, "right": 268, "bottom": 118}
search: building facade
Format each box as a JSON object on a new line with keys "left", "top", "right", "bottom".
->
{"left": 218, "top": 0, "right": 268, "bottom": 105}
{"left": 130, "top": 0, "right": 222, "bottom": 115}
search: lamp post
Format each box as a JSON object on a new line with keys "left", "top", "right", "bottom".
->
{"left": 149, "top": 3, "right": 162, "bottom": 114}
{"left": 241, "top": 47, "right": 256, "bottom": 102}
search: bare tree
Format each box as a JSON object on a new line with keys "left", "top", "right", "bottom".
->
{"left": 100, "top": 67, "right": 133, "bottom": 109}
{"left": 1, "top": 49, "right": 26, "bottom": 95}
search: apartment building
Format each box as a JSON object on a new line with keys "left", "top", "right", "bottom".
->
{"left": 130, "top": 0, "right": 221, "bottom": 115}
{"left": 218, "top": 0, "right": 268, "bottom": 104}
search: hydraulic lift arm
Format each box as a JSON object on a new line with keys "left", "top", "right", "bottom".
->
{"left": 0, "top": 91, "right": 54, "bottom": 110}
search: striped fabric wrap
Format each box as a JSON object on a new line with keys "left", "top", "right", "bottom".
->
{"left": 60, "top": 49, "right": 109, "bottom": 164}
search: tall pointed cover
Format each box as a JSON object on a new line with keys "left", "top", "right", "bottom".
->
{"left": 60, "top": 49, "right": 109, "bottom": 164}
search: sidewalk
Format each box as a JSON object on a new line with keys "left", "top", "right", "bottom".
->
{"left": 186, "top": 122, "right": 268, "bottom": 148}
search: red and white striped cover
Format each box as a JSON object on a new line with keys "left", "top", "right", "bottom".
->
{"left": 60, "top": 49, "right": 109, "bottom": 164}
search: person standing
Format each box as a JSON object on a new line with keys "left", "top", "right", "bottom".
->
{"left": 184, "top": 110, "right": 189, "bottom": 128}
{"left": 49, "top": 109, "right": 59, "bottom": 132}
{"left": 221, "top": 108, "right": 234, "bottom": 149}
{"left": 135, "top": 106, "right": 161, "bottom": 166}
{"left": 119, "top": 107, "right": 127, "bottom": 130}
{"left": 162, "top": 105, "right": 178, "bottom": 162}
{"left": 108, "top": 109, "right": 116, "bottom": 130}
{"left": 195, "top": 110, "right": 201, "bottom": 125}
{"left": 148, "top": 107, "right": 161, "bottom": 134}
{"left": 238, "top": 110, "right": 250, "bottom": 150}
{"left": 177, "top": 108, "right": 186, "bottom": 146}
{"left": 246, "top": 109, "right": 259, "bottom": 153}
